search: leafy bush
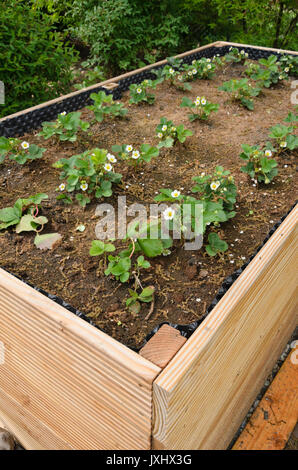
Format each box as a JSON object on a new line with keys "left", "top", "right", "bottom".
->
{"left": 68, "top": 0, "right": 189, "bottom": 72}
{"left": 0, "top": 1, "right": 77, "bottom": 118}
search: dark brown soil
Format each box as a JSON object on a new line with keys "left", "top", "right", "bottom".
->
{"left": 0, "top": 62, "right": 297, "bottom": 349}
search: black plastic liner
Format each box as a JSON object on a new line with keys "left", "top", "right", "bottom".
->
{"left": 0, "top": 44, "right": 296, "bottom": 351}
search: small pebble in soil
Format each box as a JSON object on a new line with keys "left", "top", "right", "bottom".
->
{"left": 196, "top": 298, "right": 201, "bottom": 302}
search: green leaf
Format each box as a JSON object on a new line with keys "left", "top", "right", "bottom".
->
{"left": 206, "top": 232, "right": 228, "bottom": 256}
{"left": 137, "top": 238, "right": 164, "bottom": 258}
{"left": 15, "top": 214, "right": 48, "bottom": 233}
{"left": 180, "top": 96, "right": 193, "bottom": 108}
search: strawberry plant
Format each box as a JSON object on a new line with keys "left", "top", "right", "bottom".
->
{"left": 129, "top": 79, "right": 161, "bottom": 105}
{"left": 0, "top": 193, "right": 60, "bottom": 249}
{"left": 53, "top": 148, "right": 122, "bottom": 207}
{"left": 154, "top": 188, "right": 231, "bottom": 255}
{"left": 191, "top": 166, "right": 237, "bottom": 218}
{"left": 0, "top": 138, "right": 45, "bottom": 165}
{"left": 239, "top": 144, "right": 278, "bottom": 184}
{"left": 38, "top": 111, "right": 90, "bottom": 142}
{"left": 183, "top": 57, "right": 216, "bottom": 80}
{"left": 111, "top": 144, "right": 159, "bottom": 165}
{"left": 278, "top": 54, "right": 298, "bottom": 77}
{"left": 0, "top": 193, "right": 48, "bottom": 230}
{"left": 180, "top": 96, "right": 219, "bottom": 121}
{"left": 126, "top": 285, "right": 155, "bottom": 315}
{"left": 247, "top": 55, "right": 289, "bottom": 88}
{"left": 206, "top": 232, "right": 228, "bottom": 256}
{"left": 225, "top": 47, "right": 248, "bottom": 64}
{"left": 155, "top": 117, "right": 193, "bottom": 148}
{"left": 268, "top": 112, "right": 298, "bottom": 152}
{"left": 87, "top": 91, "right": 128, "bottom": 123}
{"left": 153, "top": 65, "right": 191, "bottom": 92}
{"left": 218, "top": 78, "right": 261, "bottom": 110}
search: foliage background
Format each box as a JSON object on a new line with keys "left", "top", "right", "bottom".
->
{"left": 1, "top": 0, "right": 297, "bottom": 117}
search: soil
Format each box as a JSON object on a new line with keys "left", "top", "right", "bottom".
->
{"left": 0, "top": 62, "right": 297, "bottom": 349}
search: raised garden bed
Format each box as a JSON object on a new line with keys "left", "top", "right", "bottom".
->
{"left": 0, "top": 41, "right": 297, "bottom": 450}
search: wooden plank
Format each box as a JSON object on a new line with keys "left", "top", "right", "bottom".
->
{"left": 0, "top": 268, "right": 160, "bottom": 450}
{"left": 153, "top": 205, "right": 298, "bottom": 450}
{"left": 233, "top": 345, "right": 298, "bottom": 450}
{"left": 216, "top": 41, "right": 298, "bottom": 55}
{"left": 0, "top": 42, "right": 222, "bottom": 122}
{"left": 139, "top": 325, "right": 187, "bottom": 369}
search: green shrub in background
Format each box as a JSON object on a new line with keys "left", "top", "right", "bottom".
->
{"left": 68, "top": 0, "right": 189, "bottom": 73}
{"left": 0, "top": 1, "right": 78, "bottom": 117}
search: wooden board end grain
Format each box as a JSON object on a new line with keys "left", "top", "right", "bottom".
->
{"left": 233, "top": 343, "right": 298, "bottom": 450}
{"left": 139, "top": 325, "right": 187, "bottom": 369}
{"left": 153, "top": 205, "right": 298, "bottom": 450}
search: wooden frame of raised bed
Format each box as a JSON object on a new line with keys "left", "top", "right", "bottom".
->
{"left": 0, "top": 41, "right": 297, "bottom": 450}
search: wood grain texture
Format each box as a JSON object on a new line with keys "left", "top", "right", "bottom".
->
{"left": 233, "top": 344, "right": 298, "bottom": 450}
{"left": 139, "top": 325, "right": 187, "bottom": 369}
{"left": 153, "top": 205, "right": 298, "bottom": 450}
{"left": 216, "top": 41, "right": 298, "bottom": 55}
{"left": 0, "top": 268, "right": 160, "bottom": 450}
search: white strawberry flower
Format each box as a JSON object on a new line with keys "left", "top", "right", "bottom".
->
{"left": 178, "top": 75, "right": 183, "bottom": 81}
{"left": 60, "top": 111, "right": 66, "bottom": 116}
{"left": 201, "top": 172, "right": 205, "bottom": 176}
{"left": 126, "top": 145, "right": 133, "bottom": 152}
{"left": 195, "top": 96, "right": 201, "bottom": 105}
{"left": 132, "top": 150, "right": 140, "bottom": 159}
{"left": 107, "top": 153, "right": 117, "bottom": 163}
{"left": 162, "top": 125, "right": 167, "bottom": 132}
{"left": 136, "top": 87, "right": 142, "bottom": 94}
{"left": 104, "top": 163, "right": 113, "bottom": 172}
{"left": 59, "top": 183, "right": 66, "bottom": 191}
{"left": 169, "top": 68, "right": 175, "bottom": 75}
{"left": 192, "top": 69, "right": 197, "bottom": 75}
{"left": 279, "top": 75, "right": 283, "bottom": 80}
{"left": 207, "top": 58, "right": 211, "bottom": 62}
{"left": 192, "top": 60, "right": 196, "bottom": 65}
{"left": 280, "top": 141, "right": 287, "bottom": 148}
{"left": 240, "top": 50, "right": 245, "bottom": 55}
{"left": 284, "top": 67, "right": 289, "bottom": 72}
{"left": 201, "top": 97, "right": 206, "bottom": 105}
{"left": 171, "top": 126, "right": 176, "bottom": 132}
{"left": 207, "top": 64, "right": 212, "bottom": 69}
{"left": 21, "top": 141, "right": 29, "bottom": 150}
{"left": 163, "top": 207, "right": 175, "bottom": 220}
{"left": 210, "top": 181, "right": 220, "bottom": 191}
{"left": 171, "top": 190, "right": 180, "bottom": 198}
{"left": 188, "top": 70, "right": 193, "bottom": 76}
{"left": 80, "top": 182, "right": 88, "bottom": 191}
{"left": 157, "top": 132, "right": 163, "bottom": 139}
{"left": 264, "top": 150, "right": 272, "bottom": 157}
